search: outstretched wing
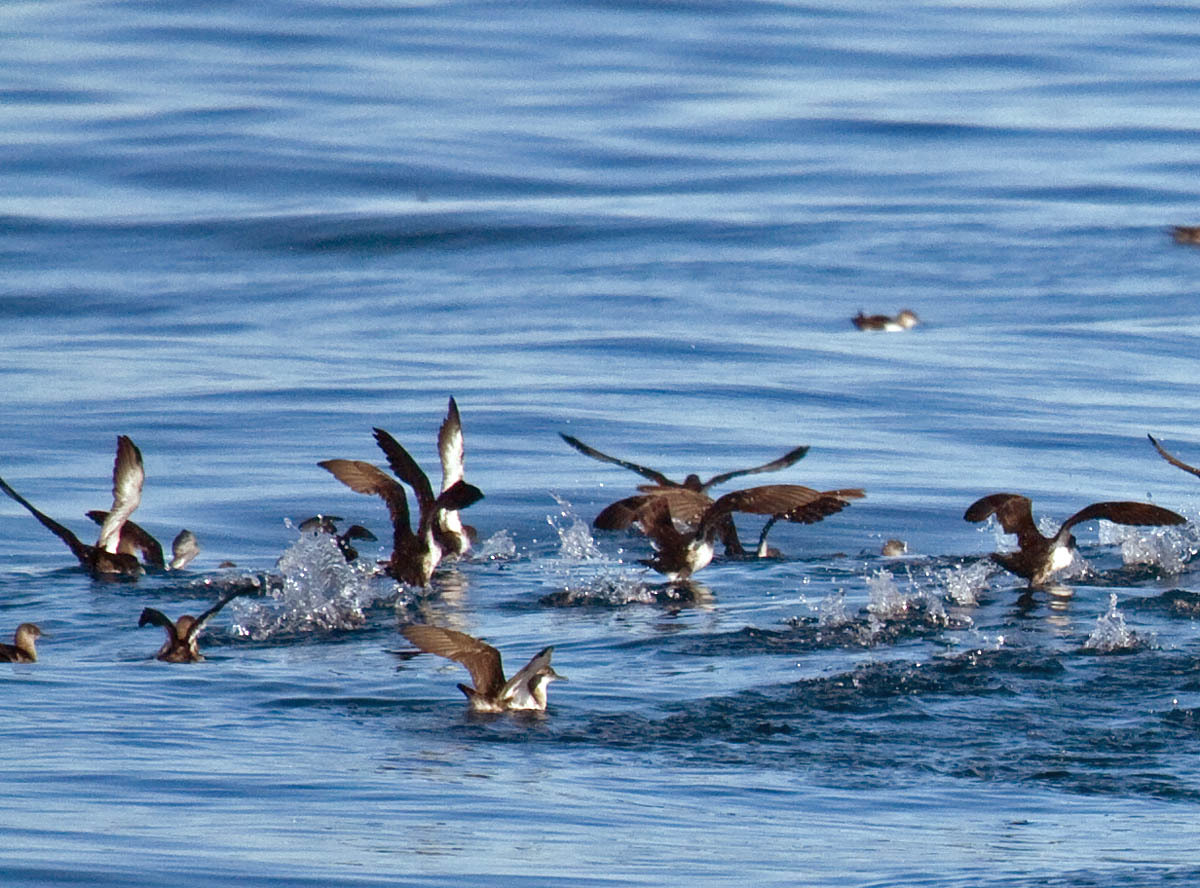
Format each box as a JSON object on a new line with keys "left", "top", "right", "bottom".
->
{"left": 1061, "top": 501, "right": 1187, "bottom": 534}
{"left": 318, "top": 459, "right": 415, "bottom": 550}
{"left": 137, "top": 607, "right": 179, "bottom": 644}
{"left": 401, "top": 624, "right": 505, "bottom": 698}
{"left": 0, "top": 474, "right": 91, "bottom": 564}
{"left": 500, "top": 646, "right": 555, "bottom": 700}
{"left": 963, "top": 493, "right": 1042, "bottom": 548}
{"left": 97, "top": 436, "right": 144, "bottom": 554}
{"left": 1148, "top": 435, "right": 1200, "bottom": 480}
{"left": 373, "top": 428, "right": 435, "bottom": 513}
{"left": 438, "top": 398, "right": 465, "bottom": 492}
{"left": 86, "top": 511, "right": 166, "bottom": 568}
{"left": 186, "top": 588, "right": 253, "bottom": 643}
{"left": 701, "top": 484, "right": 862, "bottom": 536}
{"left": 596, "top": 487, "right": 713, "bottom": 531}
{"left": 558, "top": 433, "right": 675, "bottom": 487}
{"left": 701, "top": 445, "right": 810, "bottom": 490}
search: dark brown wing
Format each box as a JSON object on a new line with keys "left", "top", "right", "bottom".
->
{"left": 558, "top": 433, "right": 675, "bottom": 487}
{"left": 401, "top": 624, "right": 505, "bottom": 698}
{"left": 632, "top": 496, "right": 689, "bottom": 550}
{"left": 593, "top": 495, "right": 653, "bottom": 531}
{"left": 700, "top": 445, "right": 810, "bottom": 490}
{"left": 700, "top": 484, "right": 861, "bottom": 537}
{"left": 1148, "top": 435, "right": 1200, "bottom": 480}
{"left": 318, "top": 459, "right": 415, "bottom": 550}
{"left": 1061, "top": 501, "right": 1187, "bottom": 534}
{"left": 186, "top": 588, "right": 252, "bottom": 643}
{"left": 86, "top": 512, "right": 166, "bottom": 569}
{"left": 963, "top": 493, "right": 1043, "bottom": 547}
{"left": 373, "top": 428, "right": 435, "bottom": 513}
{"left": 0, "top": 474, "right": 91, "bottom": 565}
{"left": 631, "top": 486, "right": 715, "bottom": 527}
{"left": 137, "top": 607, "right": 179, "bottom": 643}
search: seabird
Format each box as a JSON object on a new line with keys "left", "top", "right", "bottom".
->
{"left": 401, "top": 624, "right": 566, "bottom": 712}
{"left": 84, "top": 512, "right": 200, "bottom": 570}
{"left": 630, "top": 484, "right": 865, "bottom": 581}
{"left": 852, "top": 309, "right": 920, "bottom": 331}
{"left": 559, "top": 433, "right": 810, "bottom": 555}
{"left": 1171, "top": 226, "right": 1200, "bottom": 245}
{"left": 0, "top": 623, "right": 44, "bottom": 663}
{"left": 1148, "top": 435, "right": 1200, "bottom": 480}
{"left": 138, "top": 588, "right": 249, "bottom": 663}
{"left": 318, "top": 427, "right": 483, "bottom": 586}
{"left": 435, "top": 397, "right": 476, "bottom": 558}
{"left": 0, "top": 435, "right": 150, "bottom": 578}
{"left": 964, "top": 492, "right": 1186, "bottom": 587}
{"left": 297, "top": 514, "right": 377, "bottom": 562}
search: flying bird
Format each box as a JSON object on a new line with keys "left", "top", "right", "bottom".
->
{"left": 0, "top": 436, "right": 153, "bottom": 578}
{"left": 630, "top": 484, "right": 865, "bottom": 581}
{"left": 559, "top": 433, "right": 810, "bottom": 555}
{"left": 401, "top": 624, "right": 566, "bottom": 712}
{"left": 138, "top": 588, "right": 250, "bottom": 663}
{"left": 319, "top": 426, "right": 483, "bottom": 586}
{"left": 0, "top": 623, "right": 44, "bottom": 663}
{"left": 964, "top": 492, "right": 1186, "bottom": 587}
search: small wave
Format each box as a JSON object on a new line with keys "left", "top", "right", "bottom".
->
{"left": 1098, "top": 521, "right": 1197, "bottom": 576}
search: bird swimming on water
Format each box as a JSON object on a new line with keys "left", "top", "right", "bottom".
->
{"left": 84, "top": 512, "right": 200, "bottom": 570}
{"left": 319, "top": 425, "right": 484, "bottom": 586}
{"left": 138, "top": 587, "right": 252, "bottom": 663}
{"left": 400, "top": 624, "right": 567, "bottom": 713}
{"left": 629, "top": 483, "right": 865, "bottom": 581}
{"left": 964, "top": 492, "right": 1186, "bottom": 587}
{"left": 0, "top": 623, "right": 45, "bottom": 663}
{"left": 0, "top": 435, "right": 159, "bottom": 578}
{"left": 559, "top": 433, "right": 810, "bottom": 556}
{"left": 852, "top": 309, "right": 920, "bottom": 331}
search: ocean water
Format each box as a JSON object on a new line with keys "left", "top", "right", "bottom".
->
{"left": 4, "top": 1, "right": 1200, "bottom": 885}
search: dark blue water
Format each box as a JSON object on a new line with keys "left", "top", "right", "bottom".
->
{"left": 4, "top": 2, "right": 1200, "bottom": 885}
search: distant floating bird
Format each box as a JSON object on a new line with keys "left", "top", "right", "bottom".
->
{"left": 964, "top": 492, "right": 1186, "bottom": 587}
{"left": 1147, "top": 435, "right": 1200, "bottom": 480}
{"left": 138, "top": 588, "right": 250, "bottom": 663}
{"left": 297, "top": 514, "right": 377, "bottom": 562}
{"left": 1171, "top": 226, "right": 1200, "bottom": 245}
{"left": 881, "top": 539, "right": 908, "bottom": 557}
{"left": 435, "top": 397, "right": 476, "bottom": 558}
{"left": 631, "top": 484, "right": 865, "bottom": 581}
{"left": 0, "top": 436, "right": 152, "bottom": 578}
{"left": 401, "top": 624, "right": 567, "bottom": 712}
{"left": 0, "top": 622, "right": 44, "bottom": 663}
{"left": 319, "top": 426, "right": 484, "bottom": 586}
{"left": 852, "top": 309, "right": 920, "bottom": 331}
{"left": 560, "top": 433, "right": 810, "bottom": 555}
{"left": 85, "top": 511, "right": 200, "bottom": 570}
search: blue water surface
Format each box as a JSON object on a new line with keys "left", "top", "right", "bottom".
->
{"left": 4, "top": 2, "right": 1200, "bottom": 886}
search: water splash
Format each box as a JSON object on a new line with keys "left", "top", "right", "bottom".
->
{"left": 1083, "top": 593, "right": 1144, "bottom": 653}
{"left": 1098, "top": 522, "right": 1195, "bottom": 575}
{"left": 228, "top": 528, "right": 395, "bottom": 640}
{"left": 476, "top": 529, "right": 517, "bottom": 561}
{"left": 547, "top": 493, "right": 604, "bottom": 561}
{"left": 940, "top": 560, "right": 993, "bottom": 607}
{"left": 865, "top": 569, "right": 948, "bottom": 633}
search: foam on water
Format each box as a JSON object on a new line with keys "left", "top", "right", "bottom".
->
{"left": 1083, "top": 592, "right": 1146, "bottom": 653}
